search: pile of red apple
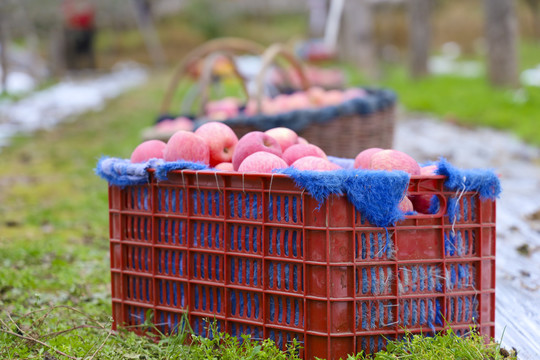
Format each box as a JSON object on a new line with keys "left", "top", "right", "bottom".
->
{"left": 208, "top": 86, "right": 366, "bottom": 120}
{"left": 151, "top": 86, "right": 367, "bottom": 134}
{"left": 131, "top": 122, "right": 436, "bottom": 214}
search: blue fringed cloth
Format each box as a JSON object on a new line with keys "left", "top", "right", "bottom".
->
{"left": 278, "top": 168, "right": 410, "bottom": 227}
{"left": 95, "top": 157, "right": 163, "bottom": 187}
{"left": 95, "top": 156, "right": 500, "bottom": 228}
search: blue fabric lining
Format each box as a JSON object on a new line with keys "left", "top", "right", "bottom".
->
{"left": 96, "top": 156, "right": 500, "bottom": 228}
{"left": 155, "top": 161, "right": 210, "bottom": 181}
{"left": 436, "top": 157, "right": 501, "bottom": 200}
{"left": 278, "top": 168, "right": 410, "bottom": 227}
{"left": 94, "top": 157, "right": 163, "bottom": 187}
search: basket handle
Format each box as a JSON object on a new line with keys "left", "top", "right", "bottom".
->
{"left": 185, "top": 51, "right": 250, "bottom": 116}
{"left": 159, "top": 37, "right": 265, "bottom": 115}
{"left": 254, "top": 43, "right": 311, "bottom": 113}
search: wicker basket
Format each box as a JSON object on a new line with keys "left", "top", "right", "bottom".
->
{"left": 153, "top": 42, "right": 397, "bottom": 158}
{"left": 223, "top": 98, "right": 395, "bottom": 159}
{"left": 194, "top": 44, "right": 397, "bottom": 158}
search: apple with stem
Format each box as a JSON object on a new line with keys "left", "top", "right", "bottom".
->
{"left": 195, "top": 122, "right": 238, "bottom": 166}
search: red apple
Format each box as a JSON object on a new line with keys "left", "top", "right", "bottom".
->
{"left": 369, "top": 149, "right": 421, "bottom": 175}
{"left": 271, "top": 94, "right": 290, "bottom": 113}
{"left": 261, "top": 98, "right": 282, "bottom": 115}
{"left": 399, "top": 196, "right": 414, "bottom": 213}
{"left": 286, "top": 92, "right": 312, "bottom": 111}
{"left": 154, "top": 119, "right": 177, "bottom": 132}
{"left": 130, "top": 140, "right": 166, "bottom": 163}
{"left": 195, "top": 122, "right": 238, "bottom": 166}
{"left": 411, "top": 164, "right": 438, "bottom": 214}
{"left": 342, "top": 88, "right": 367, "bottom": 101}
{"left": 205, "top": 97, "right": 240, "bottom": 120}
{"left": 243, "top": 99, "right": 259, "bottom": 116}
{"left": 410, "top": 194, "right": 433, "bottom": 214}
{"left": 215, "top": 162, "right": 234, "bottom": 171}
{"left": 307, "top": 86, "right": 326, "bottom": 106}
{"left": 170, "top": 117, "right": 194, "bottom": 131}
{"left": 291, "top": 156, "right": 342, "bottom": 171}
{"left": 232, "top": 131, "right": 283, "bottom": 171}
{"left": 421, "top": 165, "right": 437, "bottom": 175}
{"left": 238, "top": 151, "right": 288, "bottom": 173}
{"left": 155, "top": 116, "right": 194, "bottom": 132}
{"left": 297, "top": 137, "right": 309, "bottom": 145}
{"left": 163, "top": 130, "right": 210, "bottom": 164}
{"left": 321, "top": 89, "right": 344, "bottom": 106}
{"left": 354, "top": 148, "right": 383, "bottom": 169}
{"left": 282, "top": 143, "right": 327, "bottom": 165}
{"left": 265, "top": 127, "right": 299, "bottom": 152}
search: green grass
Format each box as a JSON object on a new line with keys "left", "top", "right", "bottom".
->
{"left": 0, "top": 67, "right": 168, "bottom": 358}
{"left": 366, "top": 328, "right": 517, "bottom": 360}
{"left": 343, "top": 40, "right": 540, "bottom": 147}
{"left": 519, "top": 41, "right": 540, "bottom": 71}
{"left": 381, "top": 68, "right": 540, "bottom": 145}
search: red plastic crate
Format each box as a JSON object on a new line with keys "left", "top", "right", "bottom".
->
{"left": 107, "top": 170, "right": 496, "bottom": 359}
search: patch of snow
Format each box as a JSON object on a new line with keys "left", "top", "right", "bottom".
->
{"left": 521, "top": 65, "right": 540, "bottom": 87}
{"left": 0, "top": 43, "right": 48, "bottom": 94}
{"left": 428, "top": 42, "right": 483, "bottom": 78}
{"left": 0, "top": 62, "right": 148, "bottom": 150}
{"left": 428, "top": 55, "right": 483, "bottom": 78}
{"left": 0, "top": 70, "right": 37, "bottom": 94}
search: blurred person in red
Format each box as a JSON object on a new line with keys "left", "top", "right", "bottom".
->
{"left": 62, "top": 0, "right": 96, "bottom": 70}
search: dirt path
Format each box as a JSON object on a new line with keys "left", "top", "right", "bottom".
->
{"left": 394, "top": 113, "right": 540, "bottom": 359}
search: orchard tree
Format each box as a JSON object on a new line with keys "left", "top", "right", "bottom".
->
{"left": 484, "top": 0, "right": 519, "bottom": 87}
{"left": 407, "top": 0, "right": 432, "bottom": 79}
{"left": 339, "top": 0, "right": 378, "bottom": 80}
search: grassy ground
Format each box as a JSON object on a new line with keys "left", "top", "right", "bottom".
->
{"left": 0, "top": 9, "right": 533, "bottom": 360}
{"left": 344, "top": 41, "right": 540, "bottom": 147}
{"left": 379, "top": 68, "right": 540, "bottom": 146}
{"left": 0, "top": 69, "right": 166, "bottom": 358}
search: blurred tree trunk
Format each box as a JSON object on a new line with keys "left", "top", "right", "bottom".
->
{"left": 484, "top": 0, "right": 519, "bottom": 87}
{"left": 339, "top": 0, "right": 378, "bottom": 80}
{"left": 0, "top": 5, "right": 8, "bottom": 94}
{"left": 524, "top": 0, "right": 540, "bottom": 39}
{"left": 408, "top": 0, "right": 432, "bottom": 79}
{"left": 16, "top": 0, "right": 42, "bottom": 80}
{"left": 48, "top": 25, "right": 66, "bottom": 78}
{"left": 131, "top": 0, "right": 166, "bottom": 68}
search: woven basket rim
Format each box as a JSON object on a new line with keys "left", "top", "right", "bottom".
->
{"left": 190, "top": 87, "right": 397, "bottom": 132}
